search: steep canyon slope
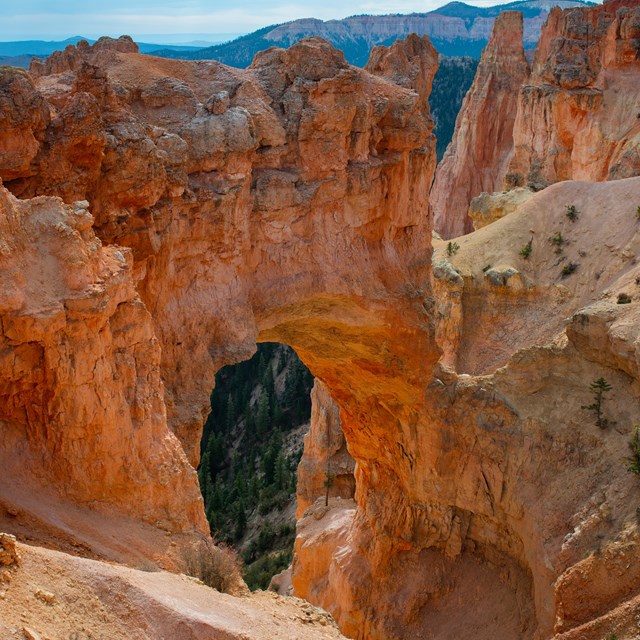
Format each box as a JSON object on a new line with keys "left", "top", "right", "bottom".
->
{"left": 432, "top": 0, "right": 640, "bottom": 237}
{"left": 1, "top": 11, "right": 640, "bottom": 640}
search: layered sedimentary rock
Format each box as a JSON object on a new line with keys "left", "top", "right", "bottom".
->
{"left": 254, "top": 2, "right": 589, "bottom": 57}
{"left": 0, "top": 33, "right": 439, "bottom": 576}
{"left": 2, "top": 21, "right": 640, "bottom": 640}
{"left": 507, "top": 0, "right": 640, "bottom": 187}
{"left": 0, "top": 182, "right": 206, "bottom": 562}
{"left": 431, "top": 11, "right": 530, "bottom": 238}
{"left": 296, "top": 172, "right": 640, "bottom": 639}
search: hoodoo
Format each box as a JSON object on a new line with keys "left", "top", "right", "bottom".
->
{"left": 508, "top": 0, "right": 640, "bottom": 187}
{"left": 431, "top": 11, "right": 530, "bottom": 238}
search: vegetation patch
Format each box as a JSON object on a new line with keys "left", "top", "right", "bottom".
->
{"left": 625, "top": 427, "right": 640, "bottom": 476}
{"left": 549, "top": 231, "right": 566, "bottom": 254}
{"left": 447, "top": 241, "right": 460, "bottom": 257}
{"left": 519, "top": 239, "right": 533, "bottom": 259}
{"left": 566, "top": 204, "right": 579, "bottom": 221}
{"left": 198, "top": 343, "right": 313, "bottom": 590}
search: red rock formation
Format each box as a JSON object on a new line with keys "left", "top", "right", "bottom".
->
{"left": 0, "top": 69, "right": 49, "bottom": 180}
{"left": 365, "top": 32, "right": 438, "bottom": 114}
{"left": 507, "top": 0, "right": 640, "bottom": 187}
{"left": 431, "top": 11, "right": 530, "bottom": 238}
{"left": 0, "top": 34, "right": 439, "bottom": 575}
{"left": 296, "top": 381, "right": 355, "bottom": 519}
{"left": 0, "top": 184, "right": 206, "bottom": 548}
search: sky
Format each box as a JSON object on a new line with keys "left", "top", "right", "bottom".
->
{"left": 0, "top": 0, "right": 510, "bottom": 41}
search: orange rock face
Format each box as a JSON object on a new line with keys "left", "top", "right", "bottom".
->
{"left": 296, "top": 381, "right": 355, "bottom": 519}
{"left": 0, "top": 34, "right": 438, "bottom": 568}
{"left": 431, "top": 11, "right": 530, "bottom": 238}
{"left": 507, "top": 0, "right": 640, "bottom": 188}
{"left": 0, "top": 183, "right": 207, "bottom": 561}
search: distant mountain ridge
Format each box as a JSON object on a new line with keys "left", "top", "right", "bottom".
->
{"left": 153, "top": 0, "right": 594, "bottom": 66}
{"left": 0, "top": 36, "right": 201, "bottom": 59}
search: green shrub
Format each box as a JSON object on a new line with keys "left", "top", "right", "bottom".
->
{"left": 566, "top": 204, "right": 579, "bottom": 221}
{"left": 562, "top": 262, "right": 578, "bottom": 277}
{"left": 617, "top": 292, "right": 632, "bottom": 304}
{"left": 550, "top": 232, "right": 566, "bottom": 253}
{"left": 519, "top": 239, "right": 533, "bottom": 259}
{"left": 243, "top": 549, "right": 292, "bottom": 591}
{"left": 625, "top": 427, "right": 640, "bottom": 476}
{"left": 447, "top": 241, "right": 460, "bottom": 257}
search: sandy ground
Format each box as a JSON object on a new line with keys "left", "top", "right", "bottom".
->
{"left": 0, "top": 540, "right": 346, "bottom": 640}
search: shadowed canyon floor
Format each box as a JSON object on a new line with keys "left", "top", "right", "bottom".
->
{"left": 1, "top": 1, "right": 640, "bottom": 637}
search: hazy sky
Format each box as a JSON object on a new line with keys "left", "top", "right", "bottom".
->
{"left": 1, "top": 0, "right": 506, "bottom": 41}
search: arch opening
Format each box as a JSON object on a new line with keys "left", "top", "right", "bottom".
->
{"left": 198, "top": 341, "right": 356, "bottom": 591}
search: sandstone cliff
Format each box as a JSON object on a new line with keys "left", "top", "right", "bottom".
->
{"left": 296, "top": 381, "right": 355, "bottom": 519}
{"left": 507, "top": 0, "right": 640, "bottom": 187}
{"left": 0, "top": 33, "right": 438, "bottom": 574}
{"left": 431, "top": 11, "right": 531, "bottom": 238}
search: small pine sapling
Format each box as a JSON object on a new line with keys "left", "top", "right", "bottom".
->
{"left": 581, "top": 377, "right": 616, "bottom": 429}
{"left": 520, "top": 239, "right": 533, "bottom": 259}
{"left": 550, "top": 232, "right": 566, "bottom": 254}
{"left": 447, "top": 241, "right": 460, "bottom": 257}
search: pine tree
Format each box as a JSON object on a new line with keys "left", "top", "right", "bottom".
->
{"left": 263, "top": 362, "right": 274, "bottom": 398}
{"left": 256, "top": 391, "right": 270, "bottom": 437}
{"left": 235, "top": 500, "right": 247, "bottom": 540}
{"left": 225, "top": 393, "right": 235, "bottom": 432}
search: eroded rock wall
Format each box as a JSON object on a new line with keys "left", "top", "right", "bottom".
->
{"left": 508, "top": 0, "right": 640, "bottom": 188}
{"left": 0, "top": 34, "right": 440, "bottom": 580}
{"left": 296, "top": 380, "right": 355, "bottom": 519}
{"left": 431, "top": 11, "right": 530, "bottom": 238}
{"left": 0, "top": 183, "right": 207, "bottom": 566}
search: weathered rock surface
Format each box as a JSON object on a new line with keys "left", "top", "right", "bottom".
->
{"left": 431, "top": 11, "right": 530, "bottom": 238}
{"left": 0, "top": 540, "right": 346, "bottom": 640}
{"left": 468, "top": 186, "right": 534, "bottom": 230}
{"left": 292, "top": 176, "right": 640, "bottom": 640}
{"left": 0, "top": 533, "right": 19, "bottom": 566}
{"left": 0, "top": 30, "right": 439, "bottom": 606}
{"left": 296, "top": 381, "right": 355, "bottom": 519}
{"left": 507, "top": 0, "right": 640, "bottom": 187}
{"left": 0, "top": 183, "right": 206, "bottom": 555}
